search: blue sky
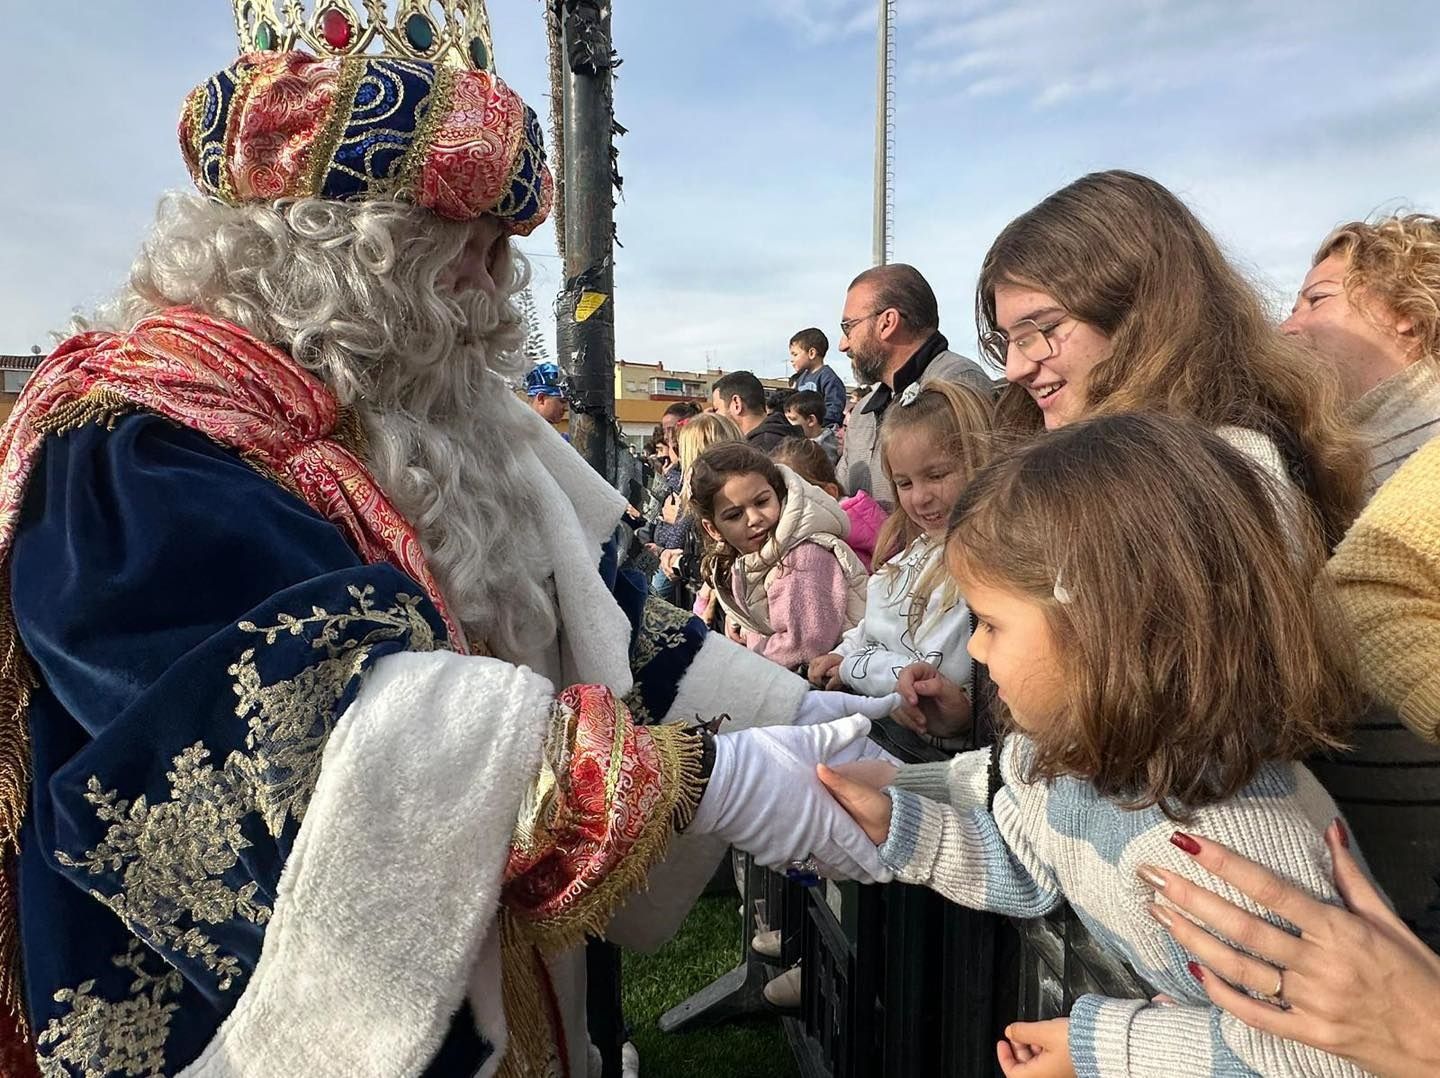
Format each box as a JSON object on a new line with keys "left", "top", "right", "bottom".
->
{"left": 2, "top": 1, "right": 1437, "bottom": 383}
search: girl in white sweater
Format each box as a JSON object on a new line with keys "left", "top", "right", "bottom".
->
{"left": 821, "top": 414, "right": 1371, "bottom": 1078}
{"left": 809, "top": 381, "right": 993, "bottom": 744}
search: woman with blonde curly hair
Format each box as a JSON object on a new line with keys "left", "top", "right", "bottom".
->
{"left": 977, "top": 169, "right": 1366, "bottom": 550}
{"left": 1283, "top": 213, "right": 1440, "bottom": 492}
{"left": 1283, "top": 213, "right": 1440, "bottom": 947}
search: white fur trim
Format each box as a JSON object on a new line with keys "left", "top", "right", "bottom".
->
{"left": 664, "top": 631, "right": 810, "bottom": 732}
{"left": 511, "top": 398, "right": 634, "bottom": 693}
{"left": 180, "top": 650, "right": 554, "bottom": 1078}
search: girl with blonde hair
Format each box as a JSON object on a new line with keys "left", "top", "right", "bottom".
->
{"left": 809, "top": 381, "right": 993, "bottom": 746}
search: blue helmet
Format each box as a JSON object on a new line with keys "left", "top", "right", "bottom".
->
{"left": 525, "top": 362, "right": 566, "bottom": 398}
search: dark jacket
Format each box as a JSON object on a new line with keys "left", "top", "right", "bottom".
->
{"left": 746, "top": 411, "right": 806, "bottom": 454}
{"left": 794, "top": 364, "right": 848, "bottom": 428}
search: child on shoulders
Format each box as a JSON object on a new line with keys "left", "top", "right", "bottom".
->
{"left": 788, "top": 327, "right": 847, "bottom": 429}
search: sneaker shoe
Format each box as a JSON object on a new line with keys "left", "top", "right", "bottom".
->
{"left": 762, "top": 965, "right": 802, "bottom": 1010}
{"left": 751, "top": 929, "right": 782, "bottom": 959}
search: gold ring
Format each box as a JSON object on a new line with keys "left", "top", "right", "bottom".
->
{"left": 1265, "top": 967, "right": 1285, "bottom": 1004}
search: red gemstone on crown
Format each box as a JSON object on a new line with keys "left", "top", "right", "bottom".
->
{"left": 321, "top": 9, "right": 352, "bottom": 49}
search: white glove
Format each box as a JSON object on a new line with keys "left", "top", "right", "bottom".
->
{"left": 793, "top": 690, "right": 902, "bottom": 726}
{"left": 828, "top": 732, "right": 903, "bottom": 768}
{"left": 686, "top": 715, "right": 893, "bottom": 884}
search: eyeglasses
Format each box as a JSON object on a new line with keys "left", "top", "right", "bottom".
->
{"left": 839, "top": 308, "right": 891, "bottom": 337}
{"left": 982, "top": 315, "right": 1073, "bottom": 364}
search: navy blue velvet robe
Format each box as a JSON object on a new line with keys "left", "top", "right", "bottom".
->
{"left": 14, "top": 414, "right": 705, "bottom": 1076}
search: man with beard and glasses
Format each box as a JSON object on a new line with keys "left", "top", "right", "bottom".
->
{"left": 836, "top": 264, "right": 993, "bottom": 508}
{"left": 0, "top": 10, "right": 901, "bottom": 1077}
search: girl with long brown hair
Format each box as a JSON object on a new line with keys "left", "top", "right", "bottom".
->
{"left": 820, "top": 413, "right": 1367, "bottom": 1078}
{"left": 976, "top": 169, "right": 1365, "bottom": 549}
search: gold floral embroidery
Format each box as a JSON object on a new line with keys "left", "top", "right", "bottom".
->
{"left": 36, "top": 940, "right": 181, "bottom": 1078}
{"left": 631, "top": 596, "right": 693, "bottom": 672}
{"left": 55, "top": 586, "right": 437, "bottom": 996}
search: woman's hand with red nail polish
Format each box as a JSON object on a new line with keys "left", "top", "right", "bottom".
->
{"left": 1147, "top": 823, "right": 1440, "bottom": 1078}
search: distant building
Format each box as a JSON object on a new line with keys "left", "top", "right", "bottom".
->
{"left": 606, "top": 360, "right": 791, "bottom": 448}
{"left": 0, "top": 353, "right": 42, "bottom": 424}
{"left": 527, "top": 360, "right": 795, "bottom": 449}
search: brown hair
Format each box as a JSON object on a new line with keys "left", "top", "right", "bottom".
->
{"left": 948, "top": 412, "right": 1355, "bottom": 817}
{"left": 976, "top": 170, "right": 1366, "bottom": 549}
{"left": 772, "top": 436, "right": 841, "bottom": 494}
{"left": 689, "top": 441, "right": 788, "bottom": 589}
{"left": 874, "top": 380, "right": 994, "bottom": 566}
{"left": 1315, "top": 213, "right": 1440, "bottom": 364}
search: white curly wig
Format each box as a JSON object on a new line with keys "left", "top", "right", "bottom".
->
{"left": 78, "top": 192, "right": 556, "bottom": 661}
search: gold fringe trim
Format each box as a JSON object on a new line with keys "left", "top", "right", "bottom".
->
{"left": 497, "top": 912, "right": 565, "bottom": 1078}
{"left": 30, "top": 388, "right": 133, "bottom": 437}
{"left": 0, "top": 573, "right": 35, "bottom": 1045}
{"left": 510, "top": 725, "right": 708, "bottom": 958}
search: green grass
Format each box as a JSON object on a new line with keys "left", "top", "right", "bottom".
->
{"left": 622, "top": 894, "right": 802, "bottom": 1078}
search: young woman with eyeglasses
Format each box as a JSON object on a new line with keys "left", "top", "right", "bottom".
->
{"left": 975, "top": 169, "right": 1365, "bottom": 550}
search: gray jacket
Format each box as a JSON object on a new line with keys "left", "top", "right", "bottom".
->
{"left": 838, "top": 348, "right": 994, "bottom": 510}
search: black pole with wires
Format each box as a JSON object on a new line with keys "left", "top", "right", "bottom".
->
{"left": 557, "top": 0, "right": 620, "bottom": 486}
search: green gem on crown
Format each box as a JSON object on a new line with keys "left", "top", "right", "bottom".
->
{"left": 469, "top": 36, "right": 489, "bottom": 70}
{"left": 255, "top": 21, "right": 276, "bottom": 50}
{"left": 405, "top": 12, "right": 436, "bottom": 52}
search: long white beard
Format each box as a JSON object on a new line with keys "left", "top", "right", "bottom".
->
{"left": 355, "top": 363, "right": 558, "bottom": 664}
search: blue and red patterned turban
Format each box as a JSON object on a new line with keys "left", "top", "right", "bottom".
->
{"left": 179, "top": 51, "right": 553, "bottom": 235}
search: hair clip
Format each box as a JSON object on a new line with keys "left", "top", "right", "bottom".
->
{"left": 898, "top": 382, "right": 922, "bottom": 407}
{"left": 1052, "top": 569, "right": 1073, "bottom": 605}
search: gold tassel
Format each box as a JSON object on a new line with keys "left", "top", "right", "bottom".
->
{"left": 0, "top": 572, "right": 35, "bottom": 1047}
{"left": 30, "top": 387, "right": 133, "bottom": 437}
{"left": 497, "top": 912, "right": 565, "bottom": 1078}
{"left": 494, "top": 727, "right": 708, "bottom": 1074}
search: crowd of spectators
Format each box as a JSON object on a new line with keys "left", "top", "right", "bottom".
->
{"left": 626, "top": 170, "right": 1440, "bottom": 1077}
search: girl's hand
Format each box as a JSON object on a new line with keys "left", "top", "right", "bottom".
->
{"left": 1142, "top": 820, "right": 1440, "bottom": 1078}
{"left": 808, "top": 653, "right": 843, "bottom": 688}
{"left": 894, "top": 663, "right": 972, "bottom": 739}
{"left": 816, "top": 763, "right": 892, "bottom": 844}
{"left": 725, "top": 618, "right": 745, "bottom": 645}
{"left": 998, "top": 1018, "right": 1074, "bottom": 1078}
{"left": 661, "top": 494, "right": 681, "bottom": 524}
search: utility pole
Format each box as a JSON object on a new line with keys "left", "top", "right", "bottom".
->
{"left": 558, "top": 0, "right": 619, "bottom": 485}
{"left": 872, "top": 0, "right": 895, "bottom": 267}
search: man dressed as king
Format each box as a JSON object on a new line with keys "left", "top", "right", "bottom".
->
{"left": 0, "top": 4, "right": 898, "bottom": 1075}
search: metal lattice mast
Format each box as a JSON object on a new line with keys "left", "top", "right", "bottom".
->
{"left": 872, "top": 0, "right": 896, "bottom": 266}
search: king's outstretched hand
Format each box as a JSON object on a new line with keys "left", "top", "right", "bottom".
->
{"left": 685, "top": 716, "right": 893, "bottom": 883}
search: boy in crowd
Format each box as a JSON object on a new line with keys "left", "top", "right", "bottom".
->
{"left": 789, "top": 327, "right": 847, "bottom": 428}
{"left": 785, "top": 390, "right": 840, "bottom": 464}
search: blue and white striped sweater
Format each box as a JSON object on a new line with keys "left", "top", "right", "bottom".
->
{"left": 882, "top": 738, "right": 1373, "bottom": 1077}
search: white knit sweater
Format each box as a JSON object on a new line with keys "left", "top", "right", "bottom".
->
{"left": 882, "top": 739, "right": 1372, "bottom": 1077}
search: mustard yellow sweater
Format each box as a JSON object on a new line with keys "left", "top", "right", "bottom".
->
{"left": 1328, "top": 435, "right": 1440, "bottom": 744}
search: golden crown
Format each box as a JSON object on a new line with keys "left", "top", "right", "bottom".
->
{"left": 232, "top": 0, "right": 497, "bottom": 72}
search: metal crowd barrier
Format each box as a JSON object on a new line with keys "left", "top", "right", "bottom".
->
{"left": 664, "top": 717, "right": 1151, "bottom": 1077}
